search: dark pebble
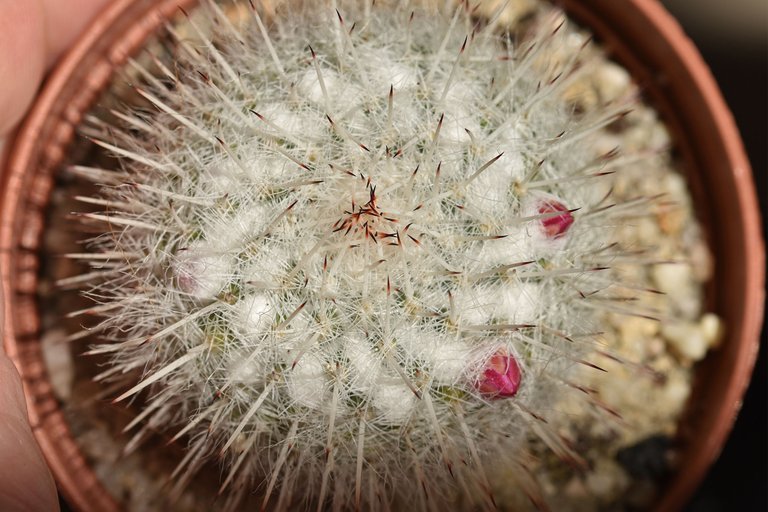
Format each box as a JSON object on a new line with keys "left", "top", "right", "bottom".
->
{"left": 616, "top": 434, "right": 673, "bottom": 480}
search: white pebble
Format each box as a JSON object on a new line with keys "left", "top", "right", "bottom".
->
{"left": 662, "top": 321, "right": 708, "bottom": 361}
{"left": 42, "top": 330, "right": 74, "bottom": 401}
{"left": 585, "top": 459, "right": 628, "bottom": 498}
{"left": 662, "top": 370, "right": 691, "bottom": 411}
{"left": 595, "top": 62, "right": 631, "bottom": 102}
{"left": 700, "top": 313, "right": 724, "bottom": 348}
{"left": 652, "top": 263, "right": 695, "bottom": 310}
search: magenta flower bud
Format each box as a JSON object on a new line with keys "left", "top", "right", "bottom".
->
{"left": 476, "top": 351, "right": 522, "bottom": 398}
{"left": 538, "top": 199, "right": 574, "bottom": 239}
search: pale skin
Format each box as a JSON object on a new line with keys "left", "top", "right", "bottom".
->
{"left": 0, "top": 1, "right": 110, "bottom": 510}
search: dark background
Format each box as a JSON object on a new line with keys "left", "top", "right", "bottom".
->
{"left": 660, "top": 1, "right": 767, "bottom": 511}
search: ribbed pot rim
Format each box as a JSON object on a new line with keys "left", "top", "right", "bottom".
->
{"left": 0, "top": 1, "right": 762, "bottom": 511}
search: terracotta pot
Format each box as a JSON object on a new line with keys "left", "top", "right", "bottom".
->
{"left": 0, "top": 1, "right": 763, "bottom": 511}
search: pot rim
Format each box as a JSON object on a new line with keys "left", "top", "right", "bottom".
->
{"left": 0, "top": 1, "right": 763, "bottom": 511}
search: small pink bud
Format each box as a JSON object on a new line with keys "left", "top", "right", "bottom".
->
{"left": 538, "top": 199, "right": 574, "bottom": 238}
{"left": 476, "top": 351, "right": 522, "bottom": 398}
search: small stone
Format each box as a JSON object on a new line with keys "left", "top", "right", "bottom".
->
{"left": 652, "top": 263, "right": 699, "bottom": 316}
{"left": 623, "top": 478, "right": 660, "bottom": 510}
{"left": 652, "top": 263, "right": 692, "bottom": 297}
{"left": 649, "top": 121, "right": 672, "bottom": 148}
{"left": 661, "top": 370, "right": 691, "bottom": 411}
{"left": 594, "top": 62, "right": 632, "bottom": 102}
{"left": 700, "top": 313, "right": 724, "bottom": 349}
{"left": 689, "top": 239, "right": 714, "bottom": 282}
{"left": 41, "top": 329, "right": 74, "bottom": 401}
{"left": 618, "top": 316, "right": 660, "bottom": 351}
{"left": 563, "top": 79, "right": 599, "bottom": 113}
{"left": 657, "top": 206, "right": 686, "bottom": 236}
{"left": 477, "top": 0, "right": 538, "bottom": 26}
{"left": 662, "top": 321, "right": 708, "bottom": 361}
{"left": 653, "top": 354, "right": 675, "bottom": 373}
{"left": 564, "top": 476, "right": 588, "bottom": 498}
{"left": 616, "top": 435, "right": 673, "bottom": 480}
{"left": 647, "top": 337, "right": 666, "bottom": 357}
{"left": 637, "top": 217, "right": 662, "bottom": 245}
{"left": 585, "top": 459, "right": 629, "bottom": 498}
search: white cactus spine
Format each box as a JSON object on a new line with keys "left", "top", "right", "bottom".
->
{"left": 70, "top": 1, "right": 667, "bottom": 509}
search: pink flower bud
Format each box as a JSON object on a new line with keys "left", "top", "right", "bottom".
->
{"left": 476, "top": 351, "right": 522, "bottom": 398}
{"left": 538, "top": 199, "right": 574, "bottom": 238}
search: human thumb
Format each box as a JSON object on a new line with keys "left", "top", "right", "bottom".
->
{"left": 0, "top": 305, "right": 59, "bottom": 511}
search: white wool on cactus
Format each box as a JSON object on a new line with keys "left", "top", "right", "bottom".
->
{"left": 70, "top": 0, "right": 670, "bottom": 509}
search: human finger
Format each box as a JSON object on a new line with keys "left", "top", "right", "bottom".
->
{"left": 0, "top": 355, "right": 59, "bottom": 512}
{"left": 0, "top": 0, "right": 110, "bottom": 136}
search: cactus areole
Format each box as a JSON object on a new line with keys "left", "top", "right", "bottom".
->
{"left": 64, "top": 0, "right": 692, "bottom": 509}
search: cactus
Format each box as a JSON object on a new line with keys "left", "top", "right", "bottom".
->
{"left": 68, "top": 0, "right": 680, "bottom": 509}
